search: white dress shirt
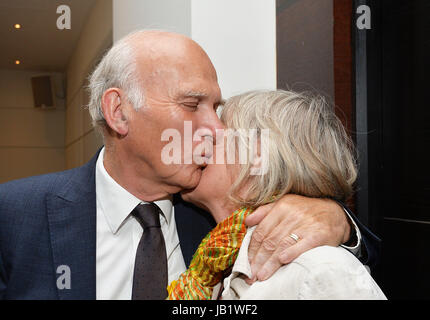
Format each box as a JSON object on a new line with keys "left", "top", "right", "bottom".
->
{"left": 95, "top": 148, "right": 186, "bottom": 300}
{"left": 341, "top": 208, "right": 362, "bottom": 258}
{"left": 213, "top": 226, "right": 386, "bottom": 300}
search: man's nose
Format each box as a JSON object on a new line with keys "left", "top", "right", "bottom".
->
{"left": 201, "top": 108, "right": 225, "bottom": 139}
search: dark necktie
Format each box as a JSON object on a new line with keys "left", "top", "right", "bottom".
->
{"left": 131, "top": 203, "right": 168, "bottom": 300}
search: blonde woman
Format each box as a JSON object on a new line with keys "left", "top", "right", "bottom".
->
{"left": 168, "top": 90, "right": 386, "bottom": 300}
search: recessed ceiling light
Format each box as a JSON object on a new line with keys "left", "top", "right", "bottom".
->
{"left": 15, "top": 60, "right": 20, "bottom": 65}
{"left": 14, "top": 24, "right": 21, "bottom": 29}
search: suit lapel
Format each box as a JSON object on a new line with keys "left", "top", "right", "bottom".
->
{"left": 46, "top": 153, "right": 99, "bottom": 300}
{"left": 174, "top": 194, "right": 216, "bottom": 266}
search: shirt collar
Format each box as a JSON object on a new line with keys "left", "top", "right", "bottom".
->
{"left": 95, "top": 148, "right": 173, "bottom": 235}
{"left": 229, "top": 226, "right": 255, "bottom": 279}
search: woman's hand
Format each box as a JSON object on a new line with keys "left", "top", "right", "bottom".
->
{"left": 245, "top": 194, "right": 351, "bottom": 282}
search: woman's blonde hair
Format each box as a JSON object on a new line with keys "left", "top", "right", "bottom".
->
{"left": 221, "top": 90, "right": 358, "bottom": 208}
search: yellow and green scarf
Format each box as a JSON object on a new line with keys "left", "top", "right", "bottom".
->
{"left": 167, "top": 207, "right": 253, "bottom": 300}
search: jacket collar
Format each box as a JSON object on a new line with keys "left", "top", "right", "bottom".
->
{"left": 229, "top": 226, "right": 254, "bottom": 279}
{"left": 95, "top": 148, "right": 173, "bottom": 235}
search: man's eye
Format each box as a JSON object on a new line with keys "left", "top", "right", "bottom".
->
{"left": 182, "top": 103, "right": 198, "bottom": 109}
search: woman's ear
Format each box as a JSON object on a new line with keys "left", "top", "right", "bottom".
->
{"left": 101, "top": 88, "right": 130, "bottom": 137}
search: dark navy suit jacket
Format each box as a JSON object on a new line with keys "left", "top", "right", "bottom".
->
{"left": 0, "top": 151, "right": 380, "bottom": 300}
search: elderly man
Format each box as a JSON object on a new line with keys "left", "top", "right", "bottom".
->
{"left": 0, "top": 31, "right": 379, "bottom": 300}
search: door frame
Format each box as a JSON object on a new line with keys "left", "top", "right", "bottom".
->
{"left": 352, "top": 0, "right": 383, "bottom": 233}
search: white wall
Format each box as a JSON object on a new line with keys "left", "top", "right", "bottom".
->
{"left": 113, "top": 0, "right": 191, "bottom": 42}
{"left": 113, "top": 0, "right": 277, "bottom": 99}
{"left": 0, "top": 69, "right": 66, "bottom": 183}
{"left": 191, "top": 0, "right": 277, "bottom": 98}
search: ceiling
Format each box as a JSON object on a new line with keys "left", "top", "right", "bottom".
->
{"left": 0, "top": 0, "right": 97, "bottom": 72}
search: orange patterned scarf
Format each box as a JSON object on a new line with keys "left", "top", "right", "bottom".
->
{"left": 167, "top": 207, "right": 253, "bottom": 300}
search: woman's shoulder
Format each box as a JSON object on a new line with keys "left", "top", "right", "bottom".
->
{"left": 292, "top": 245, "right": 364, "bottom": 272}
{"left": 285, "top": 246, "right": 387, "bottom": 300}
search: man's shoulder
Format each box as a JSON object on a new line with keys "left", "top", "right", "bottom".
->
{"left": 0, "top": 167, "right": 78, "bottom": 197}
{"left": 0, "top": 151, "right": 100, "bottom": 203}
{"left": 0, "top": 158, "right": 98, "bottom": 236}
{"left": 0, "top": 162, "right": 95, "bottom": 215}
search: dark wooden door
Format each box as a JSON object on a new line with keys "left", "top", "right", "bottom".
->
{"left": 372, "top": 0, "right": 430, "bottom": 299}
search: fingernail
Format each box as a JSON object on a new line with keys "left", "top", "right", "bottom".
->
{"left": 257, "top": 270, "right": 268, "bottom": 281}
{"left": 244, "top": 217, "right": 254, "bottom": 226}
{"left": 279, "top": 253, "right": 288, "bottom": 263}
{"left": 245, "top": 276, "right": 256, "bottom": 285}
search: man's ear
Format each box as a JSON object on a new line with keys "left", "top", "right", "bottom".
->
{"left": 101, "top": 88, "right": 130, "bottom": 137}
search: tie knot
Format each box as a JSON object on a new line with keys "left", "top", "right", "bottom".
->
{"left": 132, "top": 203, "right": 162, "bottom": 229}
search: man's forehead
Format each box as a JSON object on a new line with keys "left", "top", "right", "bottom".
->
{"left": 136, "top": 45, "right": 218, "bottom": 84}
{"left": 143, "top": 60, "right": 216, "bottom": 85}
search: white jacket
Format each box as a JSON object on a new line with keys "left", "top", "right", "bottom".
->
{"left": 213, "top": 227, "right": 387, "bottom": 300}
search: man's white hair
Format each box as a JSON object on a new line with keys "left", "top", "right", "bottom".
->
{"left": 87, "top": 32, "right": 145, "bottom": 129}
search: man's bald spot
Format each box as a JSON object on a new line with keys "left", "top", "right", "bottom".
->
{"left": 121, "top": 30, "right": 219, "bottom": 102}
{"left": 123, "top": 30, "right": 215, "bottom": 74}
